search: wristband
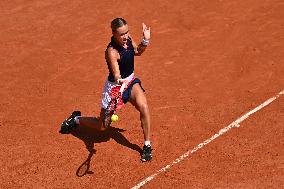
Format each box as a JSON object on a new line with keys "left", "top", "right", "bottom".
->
{"left": 141, "top": 38, "right": 150, "bottom": 46}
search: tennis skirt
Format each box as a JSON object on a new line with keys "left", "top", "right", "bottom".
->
{"left": 101, "top": 73, "right": 145, "bottom": 110}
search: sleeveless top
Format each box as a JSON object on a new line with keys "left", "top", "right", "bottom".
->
{"left": 106, "top": 36, "right": 135, "bottom": 82}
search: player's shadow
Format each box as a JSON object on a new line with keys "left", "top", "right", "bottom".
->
{"left": 70, "top": 117, "right": 142, "bottom": 177}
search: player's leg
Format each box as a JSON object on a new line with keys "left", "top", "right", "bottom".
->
{"left": 60, "top": 108, "right": 111, "bottom": 133}
{"left": 60, "top": 80, "right": 115, "bottom": 133}
{"left": 129, "top": 83, "right": 152, "bottom": 161}
{"left": 129, "top": 84, "right": 151, "bottom": 141}
{"left": 77, "top": 108, "right": 111, "bottom": 131}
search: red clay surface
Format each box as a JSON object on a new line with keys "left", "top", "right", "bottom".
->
{"left": 1, "top": 0, "right": 283, "bottom": 188}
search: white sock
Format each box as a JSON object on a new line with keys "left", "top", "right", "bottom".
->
{"left": 144, "top": 141, "right": 151, "bottom": 146}
{"left": 74, "top": 116, "right": 80, "bottom": 124}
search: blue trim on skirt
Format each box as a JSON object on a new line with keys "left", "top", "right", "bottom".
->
{"left": 122, "top": 78, "right": 145, "bottom": 104}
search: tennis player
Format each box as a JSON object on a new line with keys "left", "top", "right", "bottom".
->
{"left": 60, "top": 18, "right": 152, "bottom": 162}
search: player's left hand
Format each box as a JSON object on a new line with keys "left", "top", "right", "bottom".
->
{"left": 142, "top": 23, "right": 151, "bottom": 40}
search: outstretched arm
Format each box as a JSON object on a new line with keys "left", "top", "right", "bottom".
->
{"left": 105, "top": 47, "right": 129, "bottom": 85}
{"left": 132, "top": 23, "right": 151, "bottom": 56}
{"left": 105, "top": 47, "right": 121, "bottom": 83}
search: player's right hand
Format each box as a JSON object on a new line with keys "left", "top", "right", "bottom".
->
{"left": 117, "top": 78, "right": 128, "bottom": 86}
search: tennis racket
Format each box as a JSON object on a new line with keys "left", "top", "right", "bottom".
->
{"left": 113, "top": 82, "right": 126, "bottom": 115}
{"left": 104, "top": 82, "right": 126, "bottom": 125}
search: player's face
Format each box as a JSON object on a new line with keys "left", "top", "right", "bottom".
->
{"left": 113, "top": 24, "right": 129, "bottom": 46}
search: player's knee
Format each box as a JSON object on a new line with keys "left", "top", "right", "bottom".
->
{"left": 97, "top": 117, "right": 108, "bottom": 131}
{"left": 101, "top": 119, "right": 111, "bottom": 131}
{"left": 97, "top": 122, "right": 108, "bottom": 131}
{"left": 139, "top": 103, "right": 149, "bottom": 115}
{"left": 99, "top": 126, "right": 108, "bottom": 131}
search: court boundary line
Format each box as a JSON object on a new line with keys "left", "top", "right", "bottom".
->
{"left": 131, "top": 89, "right": 284, "bottom": 189}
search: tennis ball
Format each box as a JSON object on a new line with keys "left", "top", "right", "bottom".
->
{"left": 111, "top": 114, "right": 119, "bottom": 122}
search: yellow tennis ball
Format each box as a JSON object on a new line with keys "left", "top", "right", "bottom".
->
{"left": 111, "top": 114, "right": 119, "bottom": 122}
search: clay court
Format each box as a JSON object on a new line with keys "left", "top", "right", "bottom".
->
{"left": 1, "top": 0, "right": 283, "bottom": 188}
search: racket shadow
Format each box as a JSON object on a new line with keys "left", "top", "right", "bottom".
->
{"left": 76, "top": 148, "right": 96, "bottom": 177}
{"left": 70, "top": 117, "right": 142, "bottom": 177}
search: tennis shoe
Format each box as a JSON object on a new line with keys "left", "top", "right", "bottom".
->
{"left": 59, "top": 111, "right": 81, "bottom": 134}
{"left": 141, "top": 144, "right": 152, "bottom": 162}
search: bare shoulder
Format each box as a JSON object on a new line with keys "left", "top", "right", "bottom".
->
{"left": 105, "top": 46, "right": 119, "bottom": 62}
{"left": 106, "top": 46, "right": 118, "bottom": 55}
{"left": 105, "top": 47, "right": 119, "bottom": 59}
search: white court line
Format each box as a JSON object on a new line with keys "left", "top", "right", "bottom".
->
{"left": 131, "top": 89, "right": 284, "bottom": 189}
